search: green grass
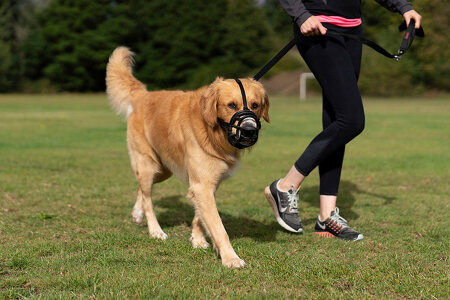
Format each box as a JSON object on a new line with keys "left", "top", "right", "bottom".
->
{"left": 0, "top": 94, "right": 449, "bottom": 298}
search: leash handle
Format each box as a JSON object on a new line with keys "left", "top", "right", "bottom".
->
{"left": 398, "top": 20, "right": 416, "bottom": 57}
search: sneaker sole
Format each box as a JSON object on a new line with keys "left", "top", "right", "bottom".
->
{"left": 314, "top": 232, "right": 364, "bottom": 241}
{"left": 314, "top": 232, "right": 335, "bottom": 238}
{"left": 264, "top": 186, "right": 303, "bottom": 233}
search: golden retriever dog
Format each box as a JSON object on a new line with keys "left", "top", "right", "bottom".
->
{"left": 105, "top": 47, "right": 269, "bottom": 268}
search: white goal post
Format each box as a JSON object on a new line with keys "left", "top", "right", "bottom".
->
{"left": 300, "top": 72, "right": 316, "bottom": 101}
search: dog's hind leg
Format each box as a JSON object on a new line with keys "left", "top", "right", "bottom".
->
{"left": 131, "top": 169, "right": 171, "bottom": 226}
{"left": 131, "top": 189, "right": 144, "bottom": 225}
{"left": 190, "top": 212, "right": 210, "bottom": 249}
{"left": 135, "top": 154, "right": 168, "bottom": 240}
{"left": 129, "top": 143, "right": 145, "bottom": 225}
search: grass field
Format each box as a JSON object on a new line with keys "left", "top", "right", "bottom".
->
{"left": 0, "top": 94, "right": 449, "bottom": 298}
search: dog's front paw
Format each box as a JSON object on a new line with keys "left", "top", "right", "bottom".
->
{"left": 222, "top": 256, "right": 246, "bottom": 269}
{"left": 190, "top": 236, "right": 210, "bottom": 249}
{"left": 150, "top": 230, "right": 168, "bottom": 240}
{"left": 131, "top": 207, "right": 144, "bottom": 225}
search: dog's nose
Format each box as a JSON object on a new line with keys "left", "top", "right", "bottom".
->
{"left": 241, "top": 117, "right": 257, "bottom": 130}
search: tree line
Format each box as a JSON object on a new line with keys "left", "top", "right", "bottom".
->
{"left": 0, "top": 0, "right": 448, "bottom": 95}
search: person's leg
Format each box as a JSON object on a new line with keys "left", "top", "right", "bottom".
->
{"left": 317, "top": 96, "right": 343, "bottom": 220}
{"left": 279, "top": 31, "right": 351, "bottom": 192}
{"left": 279, "top": 90, "right": 343, "bottom": 221}
{"left": 317, "top": 26, "right": 363, "bottom": 220}
{"left": 293, "top": 42, "right": 365, "bottom": 178}
{"left": 267, "top": 25, "right": 364, "bottom": 234}
{"left": 281, "top": 27, "right": 364, "bottom": 189}
{"left": 319, "top": 195, "right": 337, "bottom": 221}
{"left": 306, "top": 26, "right": 364, "bottom": 240}
{"left": 278, "top": 165, "right": 305, "bottom": 191}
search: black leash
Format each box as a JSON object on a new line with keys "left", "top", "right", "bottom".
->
{"left": 253, "top": 20, "right": 424, "bottom": 81}
{"left": 253, "top": 38, "right": 300, "bottom": 81}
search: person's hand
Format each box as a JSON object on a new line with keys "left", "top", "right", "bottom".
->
{"left": 403, "top": 10, "right": 422, "bottom": 29}
{"left": 300, "top": 16, "right": 327, "bottom": 36}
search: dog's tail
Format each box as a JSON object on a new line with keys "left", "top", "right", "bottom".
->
{"left": 106, "top": 46, "right": 147, "bottom": 118}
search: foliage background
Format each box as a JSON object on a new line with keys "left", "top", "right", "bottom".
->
{"left": 0, "top": 0, "right": 448, "bottom": 95}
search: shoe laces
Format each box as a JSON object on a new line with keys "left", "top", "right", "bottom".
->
{"left": 287, "top": 185, "right": 299, "bottom": 211}
{"left": 329, "top": 207, "right": 348, "bottom": 229}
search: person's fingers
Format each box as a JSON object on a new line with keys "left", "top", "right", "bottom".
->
{"left": 300, "top": 16, "right": 328, "bottom": 36}
{"left": 300, "top": 24, "right": 309, "bottom": 35}
{"left": 301, "top": 17, "right": 319, "bottom": 36}
{"left": 403, "top": 10, "right": 422, "bottom": 29}
{"left": 311, "top": 19, "right": 326, "bottom": 36}
{"left": 315, "top": 26, "right": 322, "bottom": 36}
{"left": 300, "top": 26, "right": 306, "bottom": 35}
{"left": 311, "top": 21, "right": 322, "bottom": 36}
{"left": 318, "top": 23, "right": 327, "bottom": 35}
{"left": 303, "top": 23, "right": 315, "bottom": 36}
{"left": 300, "top": 21, "right": 310, "bottom": 35}
{"left": 302, "top": 28, "right": 312, "bottom": 36}
{"left": 413, "top": 14, "right": 422, "bottom": 29}
{"left": 309, "top": 21, "right": 317, "bottom": 35}
{"left": 404, "top": 15, "right": 411, "bottom": 27}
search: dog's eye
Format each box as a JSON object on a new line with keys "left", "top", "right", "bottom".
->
{"left": 228, "top": 103, "right": 237, "bottom": 110}
{"left": 251, "top": 103, "right": 259, "bottom": 110}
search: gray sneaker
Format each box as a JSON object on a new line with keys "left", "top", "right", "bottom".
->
{"left": 314, "top": 207, "right": 363, "bottom": 241}
{"left": 264, "top": 179, "right": 303, "bottom": 233}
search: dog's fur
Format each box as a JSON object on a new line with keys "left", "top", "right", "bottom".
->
{"left": 106, "top": 47, "right": 269, "bottom": 268}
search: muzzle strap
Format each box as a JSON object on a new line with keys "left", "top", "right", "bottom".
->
{"left": 217, "top": 78, "right": 261, "bottom": 149}
{"left": 234, "top": 78, "right": 248, "bottom": 109}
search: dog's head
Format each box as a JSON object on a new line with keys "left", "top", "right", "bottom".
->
{"left": 200, "top": 77, "right": 270, "bottom": 148}
{"left": 201, "top": 77, "right": 270, "bottom": 128}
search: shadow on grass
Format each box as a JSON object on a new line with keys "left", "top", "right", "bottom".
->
{"left": 155, "top": 196, "right": 279, "bottom": 242}
{"left": 300, "top": 180, "right": 396, "bottom": 225}
{"left": 153, "top": 181, "right": 395, "bottom": 240}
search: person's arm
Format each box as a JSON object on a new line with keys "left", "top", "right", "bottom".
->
{"left": 374, "top": 0, "right": 422, "bottom": 29}
{"left": 278, "top": 0, "right": 327, "bottom": 36}
{"left": 374, "top": 0, "right": 413, "bottom": 15}
{"left": 278, "top": 0, "right": 312, "bottom": 28}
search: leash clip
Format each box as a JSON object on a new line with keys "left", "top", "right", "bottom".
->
{"left": 393, "top": 50, "right": 404, "bottom": 61}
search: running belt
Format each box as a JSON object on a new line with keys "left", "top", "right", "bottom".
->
{"left": 315, "top": 15, "right": 362, "bottom": 27}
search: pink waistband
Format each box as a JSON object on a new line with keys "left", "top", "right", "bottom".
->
{"left": 315, "top": 15, "right": 362, "bottom": 27}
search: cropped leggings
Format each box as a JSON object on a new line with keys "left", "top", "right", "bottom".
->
{"left": 293, "top": 24, "right": 364, "bottom": 196}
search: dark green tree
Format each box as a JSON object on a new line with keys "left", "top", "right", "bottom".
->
{"left": 411, "top": 0, "right": 449, "bottom": 90}
{"left": 0, "top": 1, "right": 14, "bottom": 92}
{"left": 12, "top": 0, "right": 446, "bottom": 94}
{"left": 219, "top": 0, "right": 273, "bottom": 76}
{"left": 359, "top": 0, "right": 450, "bottom": 95}
{"left": 25, "top": 0, "right": 273, "bottom": 91}
{"left": 133, "top": 0, "right": 273, "bottom": 89}
{"left": 131, "top": 0, "right": 227, "bottom": 89}
{"left": 35, "top": 0, "right": 136, "bottom": 91}
{"left": 262, "top": 0, "right": 293, "bottom": 40}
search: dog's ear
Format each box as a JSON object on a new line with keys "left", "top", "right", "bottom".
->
{"left": 201, "top": 77, "right": 222, "bottom": 127}
{"left": 262, "top": 92, "right": 270, "bottom": 123}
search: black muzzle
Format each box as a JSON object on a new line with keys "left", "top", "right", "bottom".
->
{"left": 218, "top": 79, "right": 261, "bottom": 149}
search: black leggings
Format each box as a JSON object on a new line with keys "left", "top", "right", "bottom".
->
{"left": 293, "top": 24, "right": 364, "bottom": 196}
